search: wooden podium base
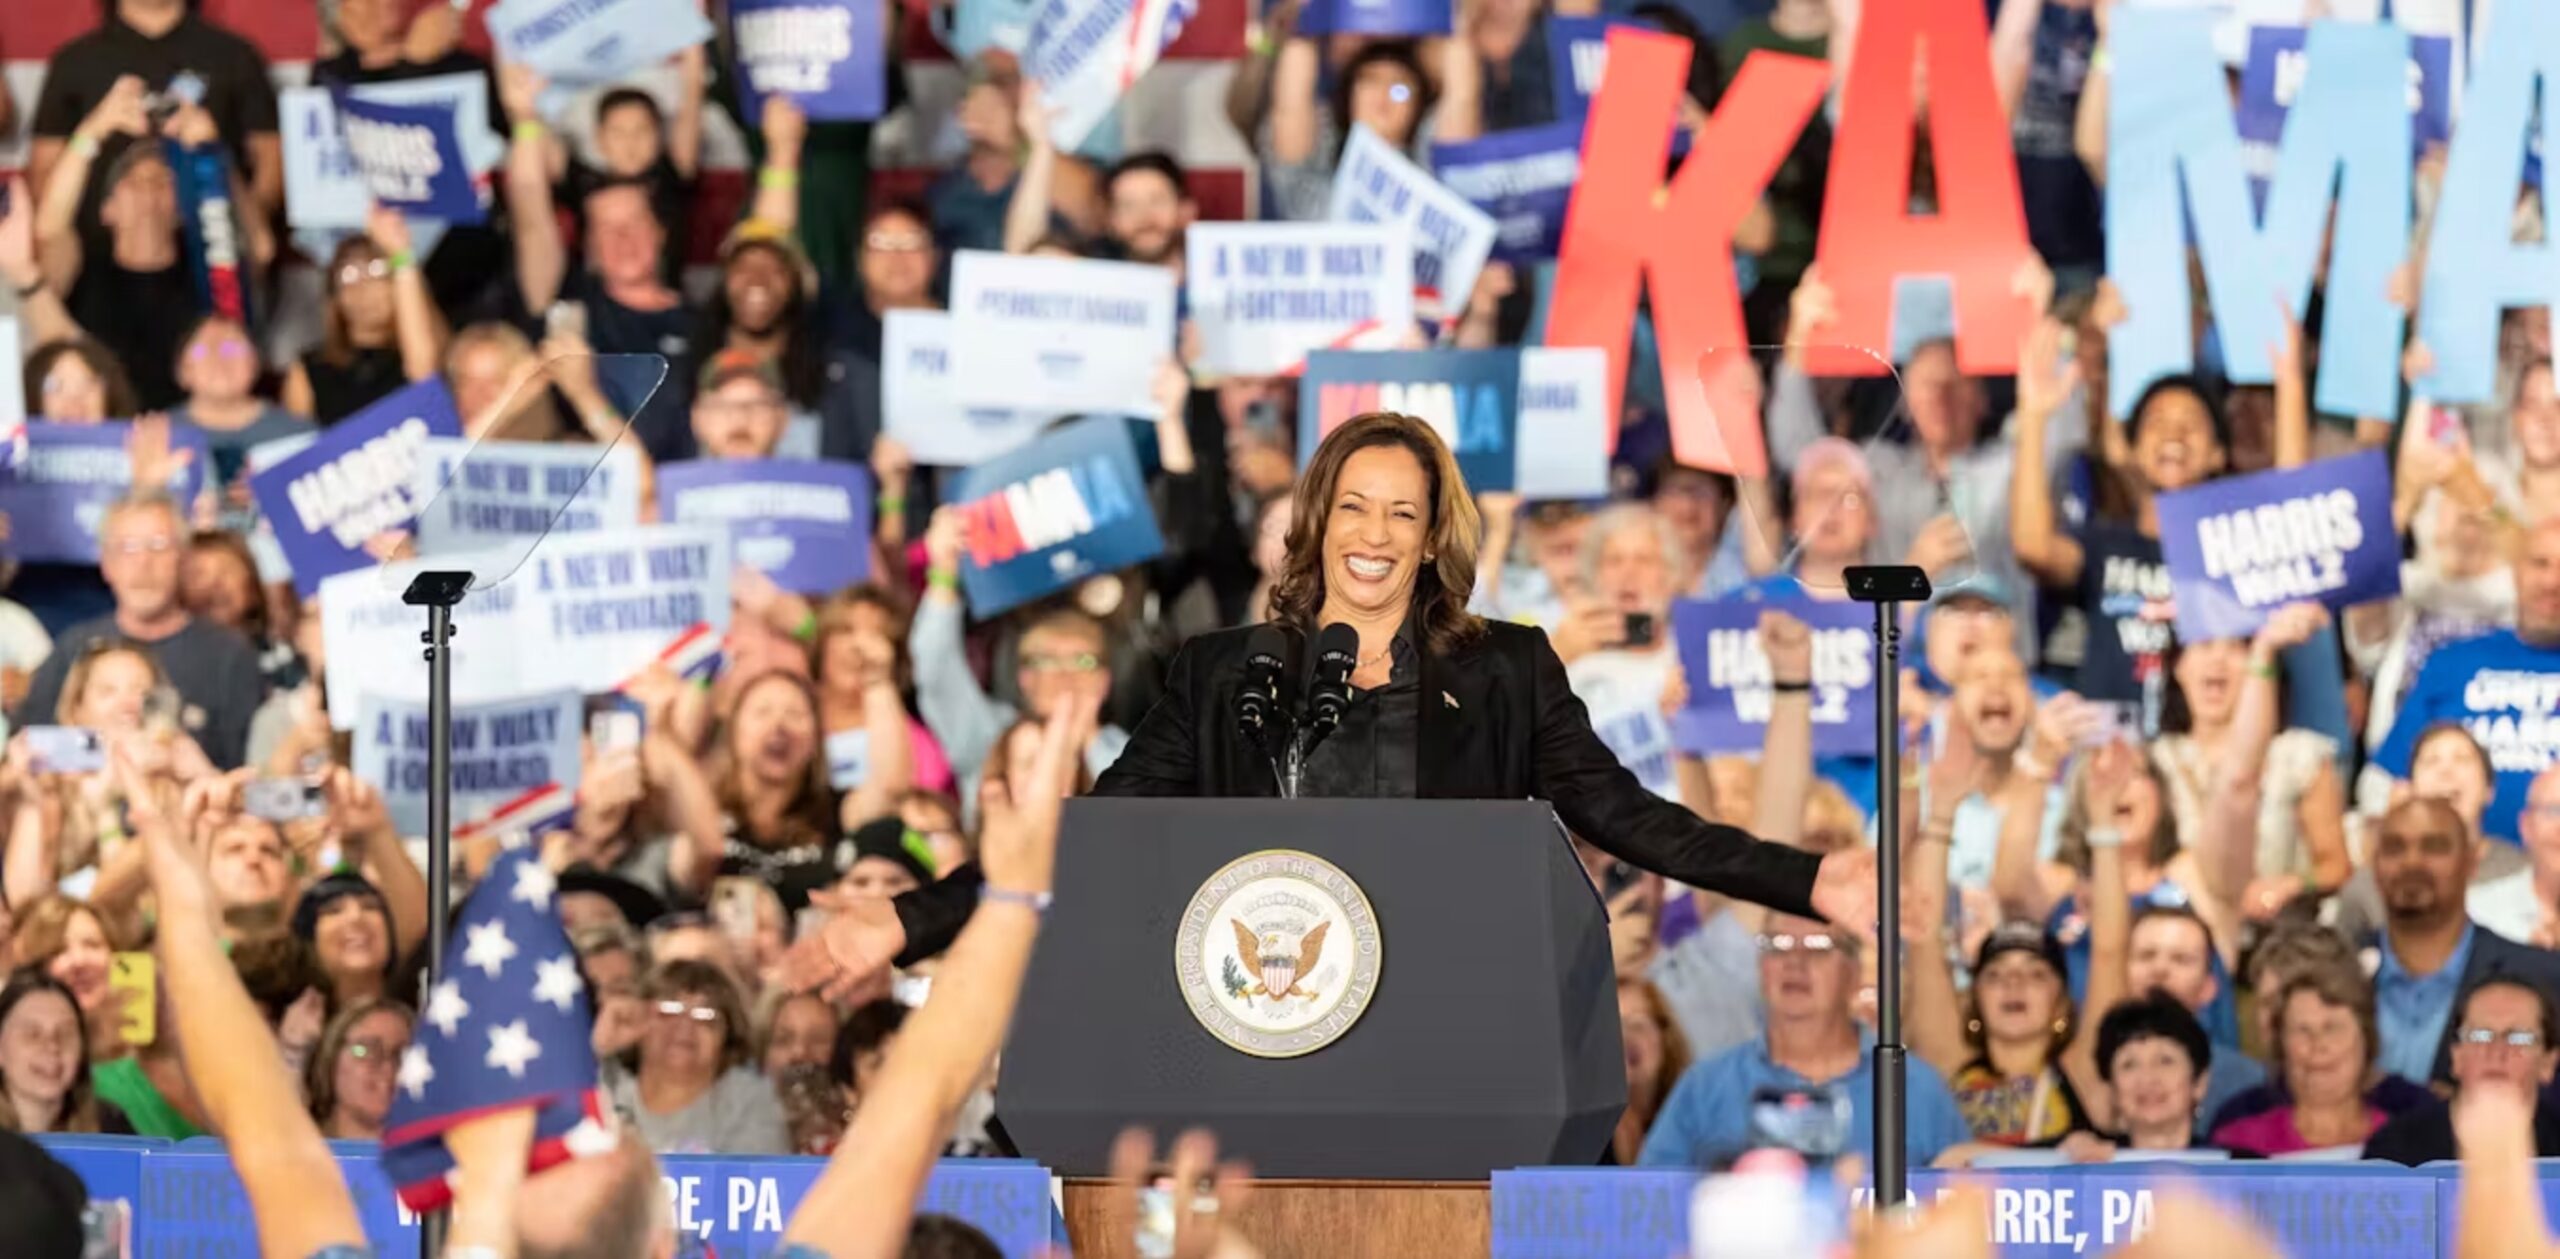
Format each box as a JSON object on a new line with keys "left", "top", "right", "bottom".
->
{"left": 1059, "top": 1178, "right": 1491, "bottom": 1259}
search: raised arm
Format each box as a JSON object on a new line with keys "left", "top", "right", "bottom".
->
{"left": 1906, "top": 730, "right": 1977, "bottom": 1078}
{"left": 779, "top": 696, "right": 1095, "bottom": 1257}
{"left": 368, "top": 205, "right": 449, "bottom": 384}
{"left": 1526, "top": 627, "right": 1858, "bottom": 923}
{"left": 1751, "top": 612, "right": 1817, "bottom": 845}
{"left": 2271, "top": 304, "right": 2311, "bottom": 470}
{"left": 138, "top": 770, "right": 366, "bottom": 1257}
{"left": 1004, "top": 83, "right": 1061, "bottom": 254}
{"left": 2074, "top": 2, "right": 2113, "bottom": 185}
{"left": 750, "top": 98, "right": 807, "bottom": 236}
{"left": 2010, "top": 316, "right": 2086, "bottom": 587}
{"left": 36, "top": 78, "right": 155, "bottom": 293}
{"left": 1989, "top": 0, "right": 2047, "bottom": 118}
{"left": 839, "top": 626, "right": 917, "bottom": 828}
{"left": 670, "top": 44, "right": 708, "bottom": 180}
{"left": 2064, "top": 741, "right": 2133, "bottom": 1129}
{"left": 1433, "top": 0, "right": 1486, "bottom": 143}
{"left": 499, "top": 62, "right": 568, "bottom": 317}
{"left": 2210, "top": 604, "right": 2329, "bottom": 916}
{"left": 1265, "top": 37, "right": 1325, "bottom": 166}
{"left": 331, "top": 766, "right": 430, "bottom": 960}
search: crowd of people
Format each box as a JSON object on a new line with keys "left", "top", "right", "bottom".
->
{"left": 0, "top": 0, "right": 2556, "bottom": 1252}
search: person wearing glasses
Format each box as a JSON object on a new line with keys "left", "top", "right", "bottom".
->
{"left": 302, "top": 998, "right": 414, "bottom": 1142}
{"left": 2365, "top": 975, "right": 2560, "bottom": 1164}
{"left": 280, "top": 206, "right": 447, "bottom": 424}
{"left": 10, "top": 491, "right": 265, "bottom": 769}
{"left": 606, "top": 957, "right": 789, "bottom": 1155}
{"left": 1637, "top": 913, "right": 1969, "bottom": 1169}
{"left": 910, "top": 517, "right": 1131, "bottom": 806}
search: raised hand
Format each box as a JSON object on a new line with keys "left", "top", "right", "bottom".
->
{"left": 1108, "top": 1127, "right": 1260, "bottom": 1259}
{"left": 978, "top": 695, "right": 1100, "bottom": 898}
{"left": 1760, "top": 610, "right": 1812, "bottom": 687}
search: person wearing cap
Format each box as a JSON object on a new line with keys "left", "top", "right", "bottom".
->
{"left": 701, "top": 217, "right": 881, "bottom": 465}
{"left": 691, "top": 350, "right": 794, "bottom": 461}
{"left": 1909, "top": 736, "right": 2132, "bottom": 1152}
{"left": 830, "top": 816, "right": 937, "bottom": 902}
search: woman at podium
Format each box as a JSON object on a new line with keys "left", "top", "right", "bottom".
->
{"left": 788, "top": 413, "right": 1876, "bottom": 991}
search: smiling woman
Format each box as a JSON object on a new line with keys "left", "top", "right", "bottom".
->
{"left": 1080, "top": 412, "right": 1878, "bottom": 927}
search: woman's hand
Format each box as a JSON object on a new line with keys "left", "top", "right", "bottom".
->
{"left": 1760, "top": 610, "right": 1812, "bottom": 687}
{"left": 2083, "top": 738, "right": 2142, "bottom": 823}
{"left": 924, "top": 507, "right": 966, "bottom": 587}
{"left": 869, "top": 434, "right": 913, "bottom": 502}
{"left": 2249, "top": 602, "right": 2330, "bottom": 665}
{"left": 365, "top": 203, "right": 415, "bottom": 259}
{"left": 2240, "top": 872, "right": 2306, "bottom": 923}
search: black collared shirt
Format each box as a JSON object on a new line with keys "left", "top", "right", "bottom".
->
{"left": 1295, "top": 630, "right": 1421, "bottom": 800}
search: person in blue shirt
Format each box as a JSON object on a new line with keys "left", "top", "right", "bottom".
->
{"left": 1640, "top": 913, "right": 1969, "bottom": 1169}
{"left": 2375, "top": 519, "right": 2560, "bottom": 845}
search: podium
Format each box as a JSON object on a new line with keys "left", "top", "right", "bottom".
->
{"left": 997, "top": 798, "right": 1624, "bottom": 1181}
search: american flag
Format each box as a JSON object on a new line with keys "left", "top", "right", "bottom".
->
{"left": 382, "top": 845, "right": 618, "bottom": 1212}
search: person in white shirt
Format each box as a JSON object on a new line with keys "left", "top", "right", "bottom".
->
{"left": 1557, "top": 504, "right": 1687, "bottom": 800}
{"left": 2472, "top": 764, "right": 2560, "bottom": 945}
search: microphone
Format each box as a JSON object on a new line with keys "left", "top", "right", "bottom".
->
{"left": 1236, "top": 625, "right": 1292, "bottom": 749}
{"left": 1305, "top": 622, "right": 1360, "bottom": 741}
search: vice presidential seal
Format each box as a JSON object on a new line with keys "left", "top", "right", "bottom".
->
{"left": 1174, "top": 849, "right": 1382, "bottom": 1058}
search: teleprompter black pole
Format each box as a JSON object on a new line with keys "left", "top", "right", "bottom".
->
{"left": 1844, "top": 564, "right": 1928, "bottom": 1211}
{"left": 404, "top": 570, "right": 475, "bottom": 1258}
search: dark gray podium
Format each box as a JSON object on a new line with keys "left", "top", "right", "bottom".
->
{"left": 996, "top": 798, "right": 1624, "bottom": 1179}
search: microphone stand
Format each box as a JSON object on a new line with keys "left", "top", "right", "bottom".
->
{"left": 1845, "top": 564, "right": 1927, "bottom": 1212}
{"left": 403, "top": 568, "right": 474, "bottom": 1258}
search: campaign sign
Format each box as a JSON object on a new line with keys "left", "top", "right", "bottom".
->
{"left": 336, "top": 94, "right": 484, "bottom": 225}
{"left": 410, "top": 437, "right": 642, "bottom": 555}
{"left": 1489, "top": 1164, "right": 2441, "bottom": 1259}
{"left": 252, "top": 379, "right": 465, "bottom": 596}
{"left": 142, "top": 1140, "right": 421, "bottom": 1257}
{"left": 1299, "top": 348, "right": 1518, "bottom": 492}
{"left": 657, "top": 458, "right": 874, "bottom": 595}
{"left": 1547, "top": 16, "right": 1619, "bottom": 120}
{"left": 948, "top": 250, "right": 1177, "bottom": 416}
{"left": 731, "top": 0, "right": 886, "bottom": 122}
{"left": 1513, "top": 347, "right": 1611, "bottom": 500}
{"left": 1023, "top": 0, "right": 1197, "bottom": 149}
{"left": 1186, "top": 222, "right": 1415, "bottom": 377}
{"left": 283, "top": 88, "right": 368, "bottom": 231}
{"left": 675, "top": 1156, "right": 1055, "bottom": 1258}
{"left": 947, "top": 416, "right": 1165, "bottom": 615}
{"left": 353, "top": 689, "right": 584, "bottom": 836}
{"left": 827, "top": 727, "right": 872, "bottom": 789}
{"left": 882, "top": 309, "right": 1055, "bottom": 466}
{"left": 484, "top": 0, "right": 716, "bottom": 84}
{"left": 320, "top": 523, "right": 731, "bottom": 725}
{"left": 1295, "top": 0, "right": 1451, "bottom": 36}
{"left": 1330, "top": 124, "right": 1498, "bottom": 317}
{"left": 1668, "top": 597, "right": 1877, "bottom": 757}
{"left": 0, "top": 423, "right": 211, "bottom": 563}
{"left": 1432, "top": 123, "right": 1582, "bottom": 264}
{"left": 2237, "top": 25, "right": 2454, "bottom": 198}
{"left": 2155, "top": 448, "right": 2399, "bottom": 641}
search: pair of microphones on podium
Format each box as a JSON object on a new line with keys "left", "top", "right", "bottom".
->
{"left": 1234, "top": 623, "right": 1363, "bottom": 797}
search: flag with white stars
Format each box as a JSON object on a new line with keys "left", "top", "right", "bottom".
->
{"left": 383, "top": 844, "right": 616, "bottom": 1212}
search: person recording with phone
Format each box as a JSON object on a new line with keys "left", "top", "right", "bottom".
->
{"left": 791, "top": 413, "right": 1882, "bottom": 990}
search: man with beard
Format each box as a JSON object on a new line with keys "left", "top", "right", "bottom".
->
{"left": 2366, "top": 797, "right": 2560, "bottom": 1087}
{"left": 1004, "top": 109, "right": 1197, "bottom": 275}
{"left": 2379, "top": 519, "right": 2560, "bottom": 844}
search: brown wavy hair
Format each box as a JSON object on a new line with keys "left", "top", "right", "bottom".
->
{"left": 1267, "top": 412, "right": 1485, "bottom": 658}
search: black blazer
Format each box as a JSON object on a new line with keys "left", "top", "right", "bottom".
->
{"left": 887, "top": 621, "right": 1824, "bottom": 964}
{"left": 1099, "top": 620, "right": 1821, "bottom": 906}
